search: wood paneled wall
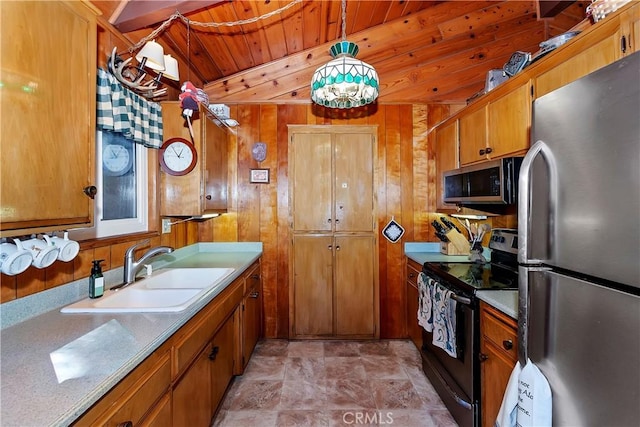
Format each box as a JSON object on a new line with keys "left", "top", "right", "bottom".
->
{"left": 191, "top": 103, "right": 440, "bottom": 339}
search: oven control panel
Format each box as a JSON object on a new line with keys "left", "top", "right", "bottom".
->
{"left": 488, "top": 228, "right": 518, "bottom": 254}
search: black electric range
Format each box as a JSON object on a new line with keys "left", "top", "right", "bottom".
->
{"left": 423, "top": 228, "right": 519, "bottom": 295}
{"left": 419, "top": 228, "right": 519, "bottom": 427}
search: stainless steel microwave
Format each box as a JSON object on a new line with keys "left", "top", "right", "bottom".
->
{"left": 443, "top": 157, "right": 523, "bottom": 205}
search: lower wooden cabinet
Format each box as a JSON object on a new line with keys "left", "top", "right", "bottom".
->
{"left": 173, "top": 310, "right": 237, "bottom": 426}
{"left": 291, "top": 235, "right": 378, "bottom": 339}
{"left": 75, "top": 260, "right": 262, "bottom": 426}
{"left": 405, "top": 259, "right": 423, "bottom": 349}
{"left": 241, "top": 262, "right": 262, "bottom": 370}
{"left": 479, "top": 302, "right": 518, "bottom": 427}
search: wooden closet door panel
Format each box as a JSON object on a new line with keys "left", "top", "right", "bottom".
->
{"left": 293, "top": 235, "right": 334, "bottom": 336}
{"left": 291, "top": 133, "right": 332, "bottom": 231}
{"left": 334, "top": 133, "right": 374, "bottom": 232}
{"left": 335, "top": 236, "right": 375, "bottom": 336}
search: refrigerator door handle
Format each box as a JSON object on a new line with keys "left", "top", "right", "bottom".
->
{"left": 517, "top": 139, "right": 557, "bottom": 264}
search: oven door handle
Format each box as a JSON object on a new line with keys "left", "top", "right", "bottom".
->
{"left": 450, "top": 293, "right": 472, "bottom": 306}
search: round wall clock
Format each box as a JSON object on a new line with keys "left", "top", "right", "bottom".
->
{"left": 159, "top": 137, "right": 197, "bottom": 176}
{"left": 102, "top": 143, "right": 133, "bottom": 176}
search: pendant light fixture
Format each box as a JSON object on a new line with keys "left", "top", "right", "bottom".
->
{"left": 311, "top": 0, "right": 379, "bottom": 108}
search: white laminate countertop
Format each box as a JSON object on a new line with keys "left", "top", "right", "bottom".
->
{"left": 0, "top": 242, "right": 262, "bottom": 427}
{"left": 404, "top": 242, "right": 518, "bottom": 319}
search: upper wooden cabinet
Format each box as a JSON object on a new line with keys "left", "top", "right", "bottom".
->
{"left": 459, "top": 83, "right": 531, "bottom": 166}
{"left": 289, "top": 126, "right": 376, "bottom": 233}
{"left": 0, "top": 1, "right": 98, "bottom": 236}
{"left": 459, "top": 107, "right": 488, "bottom": 165}
{"left": 486, "top": 83, "right": 531, "bottom": 159}
{"left": 535, "top": 2, "right": 639, "bottom": 97}
{"left": 619, "top": 3, "right": 640, "bottom": 57}
{"left": 160, "top": 102, "right": 228, "bottom": 216}
{"left": 433, "top": 1, "right": 640, "bottom": 204}
{"left": 434, "top": 120, "right": 459, "bottom": 210}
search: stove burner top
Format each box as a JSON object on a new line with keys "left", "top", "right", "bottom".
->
{"left": 426, "top": 261, "right": 518, "bottom": 291}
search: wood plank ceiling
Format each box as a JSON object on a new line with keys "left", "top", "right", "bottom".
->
{"left": 92, "top": 0, "right": 588, "bottom": 104}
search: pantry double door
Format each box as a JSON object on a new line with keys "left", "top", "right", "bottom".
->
{"left": 288, "top": 125, "right": 379, "bottom": 339}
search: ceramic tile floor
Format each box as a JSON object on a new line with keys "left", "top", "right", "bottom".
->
{"left": 213, "top": 339, "right": 458, "bottom": 427}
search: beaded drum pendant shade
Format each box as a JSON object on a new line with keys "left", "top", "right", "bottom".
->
{"left": 310, "top": 0, "right": 379, "bottom": 108}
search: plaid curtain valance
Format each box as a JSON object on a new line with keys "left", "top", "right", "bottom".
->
{"left": 96, "top": 68, "right": 163, "bottom": 148}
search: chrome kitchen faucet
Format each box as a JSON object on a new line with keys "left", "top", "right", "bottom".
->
{"left": 122, "top": 242, "right": 174, "bottom": 287}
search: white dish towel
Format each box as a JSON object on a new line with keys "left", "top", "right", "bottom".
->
{"left": 495, "top": 359, "right": 552, "bottom": 427}
{"left": 417, "top": 272, "right": 433, "bottom": 332}
{"left": 496, "top": 361, "right": 522, "bottom": 427}
{"left": 431, "top": 283, "right": 457, "bottom": 358}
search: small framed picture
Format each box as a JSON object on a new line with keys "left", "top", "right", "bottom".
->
{"left": 250, "top": 168, "right": 270, "bottom": 184}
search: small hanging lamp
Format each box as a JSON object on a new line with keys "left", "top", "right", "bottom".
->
{"left": 310, "top": 0, "right": 379, "bottom": 108}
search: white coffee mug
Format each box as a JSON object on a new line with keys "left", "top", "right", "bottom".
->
{"left": 24, "top": 236, "right": 59, "bottom": 269}
{"left": 49, "top": 232, "right": 79, "bottom": 262}
{"left": 0, "top": 239, "right": 33, "bottom": 275}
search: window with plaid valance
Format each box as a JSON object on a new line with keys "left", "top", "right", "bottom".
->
{"left": 96, "top": 68, "right": 163, "bottom": 148}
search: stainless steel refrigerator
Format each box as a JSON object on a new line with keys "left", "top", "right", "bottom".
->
{"left": 517, "top": 50, "right": 640, "bottom": 426}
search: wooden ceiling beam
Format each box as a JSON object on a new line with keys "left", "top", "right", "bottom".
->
{"left": 113, "top": 0, "right": 224, "bottom": 33}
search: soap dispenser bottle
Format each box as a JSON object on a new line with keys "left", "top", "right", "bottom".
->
{"left": 89, "top": 259, "right": 105, "bottom": 299}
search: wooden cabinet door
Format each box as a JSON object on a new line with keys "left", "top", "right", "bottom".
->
{"left": 480, "top": 339, "right": 515, "bottom": 427}
{"left": 335, "top": 236, "right": 375, "bottom": 337}
{"left": 0, "top": 1, "right": 96, "bottom": 235}
{"left": 334, "top": 133, "right": 374, "bottom": 232}
{"left": 480, "top": 303, "right": 518, "bottom": 427}
{"left": 210, "top": 313, "right": 236, "bottom": 412}
{"left": 619, "top": 2, "right": 640, "bottom": 57}
{"left": 242, "top": 265, "right": 262, "bottom": 369}
{"left": 292, "top": 235, "right": 333, "bottom": 336}
{"left": 160, "top": 102, "right": 204, "bottom": 216}
{"left": 459, "top": 106, "right": 488, "bottom": 165}
{"left": 535, "top": 32, "right": 619, "bottom": 98}
{"left": 487, "top": 83, "right": 531, "bottom": 159}
{"left": 173, "top": 345, "right": 213, "bottom": 427}
{"left": 203, "top": 113, "right": 228, "bottom": 213}
{"left": 405, "top": 261, "right": 422, "bottom": 349}
{"left": 291, "top": 133, "right": 332, "bottom": 231}
{"left": 435, "top": 120, "right": 459, "bottom": 210}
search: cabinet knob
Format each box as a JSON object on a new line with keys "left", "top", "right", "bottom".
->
{"left": 249, "top": 291, "right": 259, "bottom": 298}
{"left": 479, "top": 149, "right": 485, "bottom": 155}
{"left": 408, "top": 273, "right": 415, "bottom": 278}
{"left": 479, "top": 353, "right": 488, "bottom": 362}
{"left": 335, "top": 219, "right": 340, "bottom": 223}
{"left": 209, "top": 346, "right": 220, "bottom": 361}
{"left": 116, "top": 422, "right": 133, "bottom": 427}
{"left": 327, "top": 218, "right": 332, "bottom": 223}
{"left": 206, "top": 195, "right": 212, "bottom": 200}
{"left": 622, "top": 35, "right": 627, "bottom": 53}
{"left": 250, "top": 274, "right": 260, "bottom": 280}
{"left": 486, "top": 147, "right": 493, "bottom": 154}
{"left": 336, "top": 245, "right": 341, "bottom": 251}
{"left": 83, "top": 186, "right": 97, "bottom": 199}
{"left": 502, "top": 339, "right": 513, "bottom": 350}
{"left": 328, "top": 245, "right": 333, "bottom": 250}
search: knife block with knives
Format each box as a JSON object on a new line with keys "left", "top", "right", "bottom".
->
{"left": 434, "top": 217, "right": 470, "bottom": 255}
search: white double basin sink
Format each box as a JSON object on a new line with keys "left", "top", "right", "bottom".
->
{"left": 61, "top": 268, "right": 235, "bottom": 313}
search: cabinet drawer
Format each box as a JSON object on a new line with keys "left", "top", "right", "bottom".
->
{"left": 481, "top": 306, "right": 518, "bottom": 361}
{"left": 406, "top": 260, "right": 421, "bottom": 287}
{"left": 173, "top": 279, "right": 243, "bottom": 377}
{"left": 101, "top": 353, "right": 171, "bottom": 427}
